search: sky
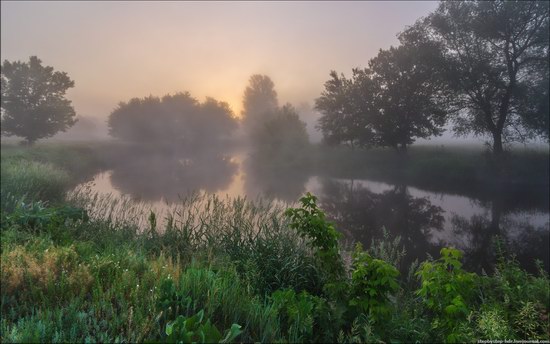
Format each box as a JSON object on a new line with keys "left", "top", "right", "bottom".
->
{"left": 1, "top": 1, "right": 439, "bottom": 124}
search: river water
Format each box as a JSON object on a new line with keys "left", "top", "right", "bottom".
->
{"left": 74, "top": 150, "right": 549, "bottom": 274}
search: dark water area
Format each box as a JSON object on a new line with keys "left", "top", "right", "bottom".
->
{"left": 74, "top": 147, "right": 550, "bottom": 274}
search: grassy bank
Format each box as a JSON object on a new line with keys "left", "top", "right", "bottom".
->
{"left": 313, "top": 144, "right": 549, "bottom": 200}
{"left": 1, "top": 142, "right": 549, "bottom": 343}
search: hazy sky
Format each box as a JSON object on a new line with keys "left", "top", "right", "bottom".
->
{"left": 1, "top": 1, "right": 438, "bottom": 121}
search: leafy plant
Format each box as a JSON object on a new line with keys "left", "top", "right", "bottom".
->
{"left": 284, "top": 192, "right": 346, "bottom": 295}
{"left": 348, "top": 243, "right": 399, "bottom": 324}
{"left": 416, "top": 247, "right": 477, "bottom": 342}
{"left": 164, "top": 310, "right": 242, "bottom": 343}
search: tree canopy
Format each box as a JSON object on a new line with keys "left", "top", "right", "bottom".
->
{"left": 316, "top": 41, "right": 447, "bottom": 152}
{"left": 1, "top": 56, "right": 77, "bottom": 144}
{"left": 241, "top": 74, "right": 279, "bottom": 136}
{"left": 251, "top": 103, "right": 310, "bottom": 163}
{"left": 407, "top": 0, "right": 549, "bottom": 153}
{"left": 108, "top": 92, "right": 237, "bottom": 146}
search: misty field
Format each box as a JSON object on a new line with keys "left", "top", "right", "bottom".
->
{"left": 0, "top": 142, "right": 549, "bottom": 343}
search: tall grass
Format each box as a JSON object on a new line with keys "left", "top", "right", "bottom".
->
{"left": 1, "top": 159, "right": 70, "bottom": 209}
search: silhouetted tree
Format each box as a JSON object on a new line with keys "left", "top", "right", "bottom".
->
{"left": 108, "top": 92, "right": 237, "bottom": 146}
{"left": 365, "top": 43, "right": 448, "bottom": 152}
{"left": 1, "top": 56, "right": 76, "bottom": 145}
{"left": 316, "top": 42, "right": 447, "bottom": 152}
{"left": 241, "top": 74, "right": 279, "bottom": 136}
{"left": 314, "top": 71, "right": 374, "bottom": 149}
{"left": 406, "top": 1, "right": 549, "bottom": 156}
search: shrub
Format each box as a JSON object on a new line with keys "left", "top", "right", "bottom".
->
{"left": 416, "top": 247, "right": 477, "bottom": 342}
{"left": 348, "top": 243, "right": 399, "bottom": 324}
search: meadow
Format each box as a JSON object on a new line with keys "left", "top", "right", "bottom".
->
{"left": 0, "top": 141, "right": 549, "bottom": 343}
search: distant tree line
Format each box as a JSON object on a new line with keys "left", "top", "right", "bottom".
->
{"left": 316, "top": 0, "right": 549, "bottom": 156}
{"left": 108, "top": 92, "right": 237, "bottom": 146}
{"left": 1, "top": 1, "right": 547, "bottom": 154}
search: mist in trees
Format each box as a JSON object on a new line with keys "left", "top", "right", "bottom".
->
{"left": 315, "top": 41, "right": 447, "bottom": 152}
{"left": 1, "top": 56, "right": 77, "bottom": 145}
{"left": 402, "top": 1, "right": 549, "bottom": 155}
{"left": 108, "top": 92, "right": 238, "bottom": 148}
{"left": 241, "top": 74, "right": 311, "bottom": 163}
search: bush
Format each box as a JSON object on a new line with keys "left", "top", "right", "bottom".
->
{"left": 416, "top": 248, "right": 477, "bottom": 342}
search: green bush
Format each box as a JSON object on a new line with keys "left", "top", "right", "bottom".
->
{"left": 416, "top": 247, "right": 477, "bottom": 342}
{"left": 348, "top": 243, "right": 399, "bottom": 324}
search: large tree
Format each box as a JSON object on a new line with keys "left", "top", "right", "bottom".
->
{"left": 1, "top": 56, "right": 77, "bottom": 144}
{"left": 241, "top": 74, "right": 279, "bottom": 136}
{"left": 314, "top": 70, "right": 374, "bottom": 149}
{"left": 367, "top": 43, "right": 448, "bottom": 152}
{"left": 315, "top": 42, "right": 447, "bottom": 152}
{"left": 408, "top": 0, "right": 549, "bottom": 155}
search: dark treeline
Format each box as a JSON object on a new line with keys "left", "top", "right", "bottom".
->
{"left": 316, "top": 1, "right": 549, "bottom": 157}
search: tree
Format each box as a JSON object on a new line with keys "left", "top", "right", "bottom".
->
{"left": 251, "top": 103, "right": 310, "bottom": 164}
{"left": 241, "top": 74, "right": 279, "bottom": 136}
{"left": 315, "top": 42, "right": 447, "bottom": 152}
{"left": 366, "top": 43, "right": 448, "bottom": 152}
{"left": 1, "top": 56, "right": 77, "bottom": 144}
{"left": 108, "top": 92, "right": 237, "bottom": 146}
{"left": 408, "top": 1, "right": 549, "bottom": 156}
{"left": 315, "top": 71, "right": 374, "bottom": 149}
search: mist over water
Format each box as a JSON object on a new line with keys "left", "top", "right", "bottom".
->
{"left": 73, "top": 144, "right": 549, "bottom": 274}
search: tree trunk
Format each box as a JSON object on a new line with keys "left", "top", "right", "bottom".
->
{"left": 492, "top": 131, "right": 503, "bottom": 157}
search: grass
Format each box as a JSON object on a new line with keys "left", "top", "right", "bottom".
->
{"left": 1, "top": 141, "right": 549, "bottom": 343}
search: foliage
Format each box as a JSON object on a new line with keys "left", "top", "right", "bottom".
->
{"left": 405, "top": 1, "right": 550, "bottom": 154}
{"left": 5, "top": 201, "right": 89, "bottom": 230}
{"left": 416, "top": 247, "right": 478, "bottom": 342}
{"left": 1, "top": 143, "right": 549, "bottom": 343}
{"left": 315, "top": 41, "right": 447, "bottom": 152}
{"left": 164, "top": 310, "right": 242, "bottom": 343}
{"left": 284, "top": 193, "right": 345, "bottom": 291}
{"left": 241, "top": 74, "right": 279, "bottom": 136}
{"left": 270, "top": 288, "right": 343, "bottom": 343}
{"left": 251, "top": 103, "right": 311, "bottom": 164}
{"left": 108, "top": 92, "right": 237, "bottom": 145}
{"left": 1, "top": 159, "right": 70, "bottom": 208}
{"left": 348, "top": 243, "right": 399, "bottom": 323}
{"left": 1, "top": 56, "right": 76, "bottom": 145}
{"left": 315, "top": 70, "right": 371, "bottom": 149}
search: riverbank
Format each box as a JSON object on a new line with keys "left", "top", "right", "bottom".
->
{"left": 1, "top": 141, "right": 549, "bottom": 342}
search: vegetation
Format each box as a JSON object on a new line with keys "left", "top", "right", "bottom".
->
{"left": 315, "top": 41, "right": 447, "bottom": 152}
{"left": 241, "top": 74, "right": 279, "bottom": 137}
{"left": 1, "top": 56, "right": 77, "bottom": 145}
{"left": 108, "top": 92, "right": 237, "bottom": 146}
{"left": 1, "top": 144, "right": 548, "bottom": 343}
{"left": 409, "top": 1, "right": 550, "bottom": 155}
{"left": 316, "top": 0, "right": 549, "bottom": 157}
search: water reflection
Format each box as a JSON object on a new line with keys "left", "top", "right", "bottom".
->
{"left": 75, "top": 150, "right": 549, "bottom": 273}
{"left": 450, "top": 199, "right": 550, "bottom": 274}
{"left": 318, "top": 179, "right": 445, "bottom": 266}
{"left": 242, "top": 155, "right": 310, "bottom": 203}
{"left": 108, "top": 150, "right": 238, "bottom": 202}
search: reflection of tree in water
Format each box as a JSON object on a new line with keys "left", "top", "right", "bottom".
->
{"left": 242, "top": 154, "right": 310, "bottom": 203}
{"left": 109, "top": 151, "right": 237, "bottom": 202}
{"left": 319, "top": 179, "right": 444, "bottom": 266}
{"left": 451, "top": 198, "right": 549, "bottom": 274}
